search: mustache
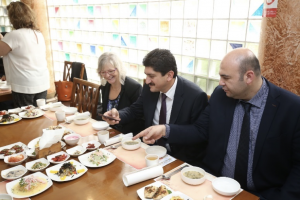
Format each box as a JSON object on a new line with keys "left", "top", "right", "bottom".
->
{"left": 148, "top": 83, "right": 155, "bottom": 86}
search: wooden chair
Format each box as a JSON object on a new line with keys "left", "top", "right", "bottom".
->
{"left": 70, "top": 78, "right": 100, "bottom": 119}
{"left": 63, "top": 61, "right": 85, "bottom": 81}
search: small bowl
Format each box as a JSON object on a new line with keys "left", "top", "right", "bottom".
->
{"left": 63, "top": 107, "right": 78, "bottom": 115}
{"left": 0, "top": 85, "right": 10, "bottom": 91}
{"left": 145, "top": 146, "right": 167, "bottom": 158}
{"left": 74, "top": 116, "right": 90, "bottom": 125}
{"left": 0, "top": 194, "right": 13, "bottom": 200}
{"left": 121, "top": 137, "right": 141, "bottom": 150}
{"left": 25, "top": 158, "right": 50, "bottom": 172}
{"left": 212, "top": 177, "right": 241, "bottom": 196}
{"left": 92, "top": 121, "right": 109, "bottom": 131}
{"left": 26, "top": 148, "right": 37, "bottom": 158}
{"left": 82, "top": 140, "right": 101, "bottom": 151}
{"left": 49, "top": 104, "right": 64, "bottom": 112}
{"left": 4, "top": 152, "right": 27, "bottom": 166}
{"left": 66, "top": 145, "right": 86, "bottom": 157}
{"left": 47, "top": 151, "right": 70, "bottom": 164}
{"left": 181, "top": 166, "right": 206, "bottom": 185}
{"left": 1, "top": 165, "right": 27, "bottom": 180}
{"left": 63, "top": 133, "right": 81, "bottom": 146}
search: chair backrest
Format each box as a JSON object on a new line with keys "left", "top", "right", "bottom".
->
{"left": 70, "top": 78, "right": 100, "bottom": 119}
{"left": 63, "top": 61, "right": 85, "bottom": 81}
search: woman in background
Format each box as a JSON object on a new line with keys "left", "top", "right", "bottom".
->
{"left": 97, "top": 52, "right": 144, "bottom": 135}
{"left": 0, "top": 2, "right": 49, "bottom": 107}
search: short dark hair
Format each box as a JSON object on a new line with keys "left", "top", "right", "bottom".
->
{"left": 238, "top": 54, "right": 261, "bottom": 81}
{"left": 143, "top": 49, "right": 177, "bottom": 78}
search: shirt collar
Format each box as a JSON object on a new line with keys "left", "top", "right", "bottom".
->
{"left": 161, "top": 77, "right": 178, "bottom": 100}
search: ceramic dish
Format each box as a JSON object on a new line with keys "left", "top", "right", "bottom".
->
{"left": 0, "top": 142, "right": 27, "bottom": 159}
{"left": 81, "top": 140, "right": 101, "bottom": 151}
{"left": 181, "top": 166, "right": 206, "bottom": 185}
{"left": 21, "top": 105, "right": 35, "bottom": 110}
{"left": 161, "top": 191, "right": 193, "bottom": 200}
{"left": 0, "top": 194, "right": 12, "bottom": 200}
{"left": 4, "top": 152, "right": 27, "bottom": 166}
{"left": 1, "top": 165, "right": 27, "bottom": 180}
{"left": 121, "top": 137, "right": 141, "bottom": 150}
{"left": 136, "top": 181, "right": 173, "bottom": 200}
{"left": 63, "top": 133, "right": 81, "bottom": 146}
{"left": 0, "top": 85, "right": 10, "bottom": 91}
{"left": 47, "top": 151, "right": 70, "bottom": 164}
{"left": 25, "top": 148, "right": 37, "bottom": 158}
{"left": 46, "top": 159, "right": 88, "bottom": 182}
{"left": 73, "top": 116, "right": 90, "bottom": 125}
{"left": 78, "top": 148, "right": 116, "bottom": 168}
{"left": 145, "top": 146, "right": 167, "bottom": 158}
{"left": 92, "top": 121, "right": 109, "bottom": 131}
{"left": 6, "top": 172, "right": 53, "bottom": 198}
{"left": 62, "top": 107, "right": 77, "bottom": 115}
{"left": 0, "top": 114, "right": 22, "bottom": 125}
{"left": 7, "top": 108, "right": 22, "bottom": 114}
{"left": 66, "top": 145, "right": 86, "bottom": 157}
{"left": 212, "top": 177, "right": 241, "bottom": 196}
{"left": 27, "top": 137, "right": 66, "bottom": 149}
{"left": 18, "top": 109, "right": 44, "bottom": 119}
{"left": 26, "top": 158, "right": 50, "bottom": 172}
{"left": 49, "top": 104, "right": 64, "bottom": 112}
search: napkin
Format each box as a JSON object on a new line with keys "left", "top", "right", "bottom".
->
{"left": 66, "top": 111, "right": 90, "bottom": 122}
{"left": 123, "top": 165, "right": 164, "bottom": 187}
{"left": 104, "top": 133, "right": 133, "bottom": 146}
{"left": 39, "top": 129, "right": 64, "bottom": 150}
{"left": 40, "top": 102, "right": 62, "bottom": 110}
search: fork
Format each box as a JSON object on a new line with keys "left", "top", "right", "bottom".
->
{"left": 161, "top": 164, "right": 189, "bottom": 180}
{"left": 108, "top": 143, "right": 121, "bottom": 149}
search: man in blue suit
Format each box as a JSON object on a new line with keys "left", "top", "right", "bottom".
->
{"left": 103, "top": 48, "right": 208, "bottom": 165}
{"left": 134, "top": 48, "right": 300, "bottom": 200}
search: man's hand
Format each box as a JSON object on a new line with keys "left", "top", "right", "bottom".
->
{"left": 102, "top": 108, "right": 120, "bottom": 125}
{"left": 132, "top": 125, "right": 166, "bottom": 144}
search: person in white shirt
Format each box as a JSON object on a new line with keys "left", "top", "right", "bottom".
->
{"left": 0, "top": 2, "right": 49, "bottom": 107}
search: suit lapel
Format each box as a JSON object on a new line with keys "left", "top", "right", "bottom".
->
{"left": 170, "top": 77, "right": 184, "bottom": 124}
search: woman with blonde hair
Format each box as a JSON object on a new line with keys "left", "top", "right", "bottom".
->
{"left": 0, "top": 2, "right": 49, "bottom": 107}
{"left": 97, "top": 52, "right": 144, "bottom": 135}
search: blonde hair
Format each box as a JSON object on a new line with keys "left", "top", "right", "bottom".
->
{"left": 97, "top": 52, "right": 126, "bottom": 86}
{"left": 7, "top": 2, "right": 39, "bottom": 31}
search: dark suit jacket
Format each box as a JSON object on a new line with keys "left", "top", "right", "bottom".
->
{"left": 168, "top": 79, "right": 300, "bottom": 200}
{"left": 100, "top": 77, "right": 144, "bottom": 135}
{"left": 119, "top": 76, "right": 208, "bottom": 165}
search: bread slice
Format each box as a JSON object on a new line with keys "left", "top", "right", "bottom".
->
{"left": 152, "top": 185, "right": 168, "bottom": 200}
{"left": 144, "top": 185, "right": 158, "bottom": 199}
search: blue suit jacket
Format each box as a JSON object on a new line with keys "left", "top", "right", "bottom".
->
{"left": 168, "top": 79, "right": 300, "bottom": 200}
{"left": 119, "top": 76, "right": 208, "bottom": 164}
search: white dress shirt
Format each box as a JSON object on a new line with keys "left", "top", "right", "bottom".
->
{"left": 153, "top": 77, "right": 178, "bottom": 125}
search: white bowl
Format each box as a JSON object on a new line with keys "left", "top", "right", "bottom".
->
{"left": 121, "top": 137, "right": 141, "bottom": 150}
{"left": 0, "top": 194, "right": 13, "bottom": 200}
{"left": 181, "top": 166, "right": 206, "bottom": 185}
{"left": 26, "top": 148, "right": 37, "bottom": 158}
{"left": 63, "top": 133, "right": 81, "bottom": 146}
{"left": 92, "top": 121, "right": 109, "bottom": 131}
{"left": 49, "top": 104, "right": 64, "bottom": 112}
{"left": 0, "top": 85, "right": 10, "bottom": 91}
{"left": 4, "top": 152, "right": 27, "bottom": 166}
{"left": 74, "top": 116, "right": 90, "bottom": 125}
{"left": 145, "top": 146, "right": 167, "bottom": 158}
{"left": 25, "top": 158, "right": 50, "bottom": 172}
{"left": 66, "top": 145, "right": 86, "bottom": 157}
{"left": 212, "top": 177, "right": 241, "bottom": 196}
{"left": 1, "top": 165, "right": 27, "bottom": 180}
{"left": 62, "top": 107, "right": 78, "bottom": 115}
{"left": 82, "top": 140, "right": 101, "bottom": 151}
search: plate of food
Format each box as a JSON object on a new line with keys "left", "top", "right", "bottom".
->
{"left": 137, "top": 182, "right": 173, "bottom": 200}
{"left": 27, "top": 137, "right": 66, "bottom": 150}
{"left": 78, "top": 148, "right": 116, "bottom": 168}
{"left": 6, "top": 172, "right": 53, "bottom": 198}
{"left": 66, "top": 145, "right": 86, "bottom": 157}
{"left": 81, "top": 140, "right": 101, "bottom": 151}
{"left": 1, "top": 165, "right": 27, "bottom": 180}
{"left": 47, "top": 151, "right": 70, "bottom": 164}
{"left": 26, "top": 158, "right": 50, "bottom": 172}
{"left": 161, "top": 191, "right": 193, "bottom": 200}
{"left": 0, "top": 114, "right": 22, "bottom": 125}
{"left": 21, "top": 105, "right": 35, "bottom": 110}
{"left": 4, "top": 152, "right": 27, "bottom": 166}
{"left": 0, "top": 142, "right": 27, "bottom": 159}
{"left": 0, "top": 110, "right": 8, "bottom": 116}
{"left": 19, "top": 109, "right": 44, "bottom": 119}
{"left": 45, "top": 160, "right": 87, "bottom": 182}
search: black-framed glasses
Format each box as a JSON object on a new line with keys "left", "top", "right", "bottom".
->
{"left": 99, "top": 68, "right": 117, "bottom": 76}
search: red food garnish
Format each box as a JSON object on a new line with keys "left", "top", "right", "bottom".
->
{"left": 8, "top": 154, "right": 24, "bottom": 162}
{"left": 51, "top": 154, "right": 67, "bottom": 162}
{"left": 0, "top": 111, "right": 6, "bottom": 115}
{"left": 87, "top": 143, "right": 95, "bottom": 148}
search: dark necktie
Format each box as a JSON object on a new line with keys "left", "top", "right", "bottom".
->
{"left": 234, "top": 102, "right": 251, "bottom": 190}
{"left": 157, "top": 93, "right": 167, "bottom": 146}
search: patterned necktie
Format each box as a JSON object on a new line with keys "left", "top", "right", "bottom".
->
{"left": 157, "top": 93, "right": 167, "bottom": 146}
{"left": 234, "top": 102, "right": 251, "bottom": 190}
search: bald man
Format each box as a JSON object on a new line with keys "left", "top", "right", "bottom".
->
{"left": 133, "top": 48, "right": 300, "bottom": 200}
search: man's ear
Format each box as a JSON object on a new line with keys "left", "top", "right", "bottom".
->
{"left": 166, "top": 71, "right": 174, "bottom": 81}
{"left": 245, "top": 70, "right": 255, "bottom": 84}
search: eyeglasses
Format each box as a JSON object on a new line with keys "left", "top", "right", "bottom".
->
{"left": 99, "top": 68, "right": 117, "bottom": 76}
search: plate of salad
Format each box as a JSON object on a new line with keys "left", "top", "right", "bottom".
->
{"left": 78, "top": 148, "right": 116, "bottom": 168}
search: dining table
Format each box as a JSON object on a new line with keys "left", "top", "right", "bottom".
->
{"left": 0, "top": 115, "right": 259, "bottom": 200}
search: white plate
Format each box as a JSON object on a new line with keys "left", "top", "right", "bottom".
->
{"left": 145, "top": 146, "right": 167, "bottom": 158}
{"left": 6, "top": 172, "right": 53, "bottom": 198}
{"left": 1, "top": 165, "right": 27, "bottom": 180}
{"left": 8, "top": 108, "right": 22, "bottom": 114}
{"left": 26, "top": 148, "right": 37, "bottom": 158}
{"left": 4, "top": 152, "right": 27, "bottom": 166}
{"left": 0, "top": 114, "right": 22, "bottom": 125}
{"left": 78, "top": 148, "right": 116, "bottom": 168}
{"left": 66, "top": 145, "right": 87, "bottom": 157}
{"left": 161, "top": 191, "right": 193, "bottom": 200}
{"left": 28, "top": 137, "right": 66, "bottom": 149}
{"left": 45, "top": 159, "right": 88, "bottom": 182}
{"left": 0, "top": 142, "right": 27, "bottom": 159}
{"left": 21, "top": 105, "right": 35, "bottom": 110}
{"left": 137, "top": 181, "right": 174, "bottom": 200}
{"left": 47, "top": 151, "right": 70, "bottom": 164}
{"left": 81, "top": 140, "right": 101, "bottom": 151}
{"left": 26, "top": 158, "right": 50, "bottom": 172}
{"left": 212, "top": 177, "right": 241, "bottom": 196}
{"left": 18, "top": 109, "right": 44, "bottom": 119}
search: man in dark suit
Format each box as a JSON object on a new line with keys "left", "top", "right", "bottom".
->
{"left": 103, "top": 48, "right": 208, "bottom": 165}
{"left": 134, "top": 48, "right": 300, "bottom": 200}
